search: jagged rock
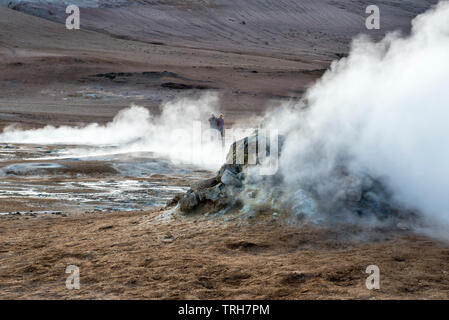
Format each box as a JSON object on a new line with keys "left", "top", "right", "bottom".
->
{"left": 190, "top": 177, "right": 219, "bottom": 191}
{"left": 220, "top": 170, "right": 243, "bottom": 188}
{"left": 204, "top": 183, "right": 225, "bottom": 201}
{"left": 236, "top": 172, "right": 245, "bottom": 180}
{"left": 178, "top": 179, "right": 229, "bottom": 213}
{"left": 179, "top": 191, "right": 198, "bottom": 212}
{"left": 165, "top": 193, "right": 184, "bottom": 207}
{"left": 196, "top": 183, "right": 224, "bottom": 202}
{"left": 218, "top": 163, "right": 242, "bottom": 177}
{"left": 172, "top": 133, "right": 281, "bottom": 215}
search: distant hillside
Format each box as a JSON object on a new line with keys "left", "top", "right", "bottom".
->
{"left": 1, "top": 0, "right": 439, "bottom": 59}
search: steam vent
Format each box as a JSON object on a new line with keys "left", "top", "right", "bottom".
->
{"left": 170, "top": 132, "right": 415, "bottom": 230}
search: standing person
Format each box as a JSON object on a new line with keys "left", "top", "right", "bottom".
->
{"left": 208, "top": 113, "right": 220, "bottom": 142}
{"left": 217, "top": 114, "right": 224, "bottom": 138}
{"left": 208, "top": 113, "right": 217, "bottom": 130}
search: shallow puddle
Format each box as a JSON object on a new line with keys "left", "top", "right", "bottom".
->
{"left": 0, "top": 144, "right": 211, "bottom": 214}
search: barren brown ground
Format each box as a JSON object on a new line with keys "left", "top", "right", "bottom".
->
{"left": 1, "top": 210, "right": 448, "bottom": 300}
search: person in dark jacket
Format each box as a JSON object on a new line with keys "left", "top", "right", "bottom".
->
{"left": 217, "top": 114, "right": 224, "bottom": 137}
{"left": 208, "top": 114, "right": 218, "bottom": 130}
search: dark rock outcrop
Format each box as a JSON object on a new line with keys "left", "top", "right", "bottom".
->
{"left": 220, "top": 170, "right": 243, "bottom": 188}
{"left": 168, "top": 130, "right": 278, "bottom": 215}
{"left": 190, "top": 177, "right": 219, "bottom": 191}
{"left": 179, "top": 191, "right": 199, "bottom": 212}
{"left": 169, "top": 131, "right": 407, "bottom": 224}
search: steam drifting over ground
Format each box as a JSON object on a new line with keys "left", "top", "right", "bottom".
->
{"left": 267, "top": 1, "right": 449, "bottom": 232}
{"left": 0, "top": 94, "right": 229, "bottom": 170}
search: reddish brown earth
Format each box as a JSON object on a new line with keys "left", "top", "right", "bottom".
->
{"left": 1, "top": 210, "right": 448, "bottom": 299}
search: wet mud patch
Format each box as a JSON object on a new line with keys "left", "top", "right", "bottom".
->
{"left": 1, "top": 161, "right": 118, "bottom": 176}
{"left": 0, "top": 144, "right": 211, "bottom": 214}
{"left": 3, "top": 162, "right": 63, "bottom": 174}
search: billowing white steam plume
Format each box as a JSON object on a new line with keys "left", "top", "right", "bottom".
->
{"left": 270, "top": 1, "right": 449, "bottom": 227}
{"left": 0, "top": 93, "right": 229, "bottom": 170}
